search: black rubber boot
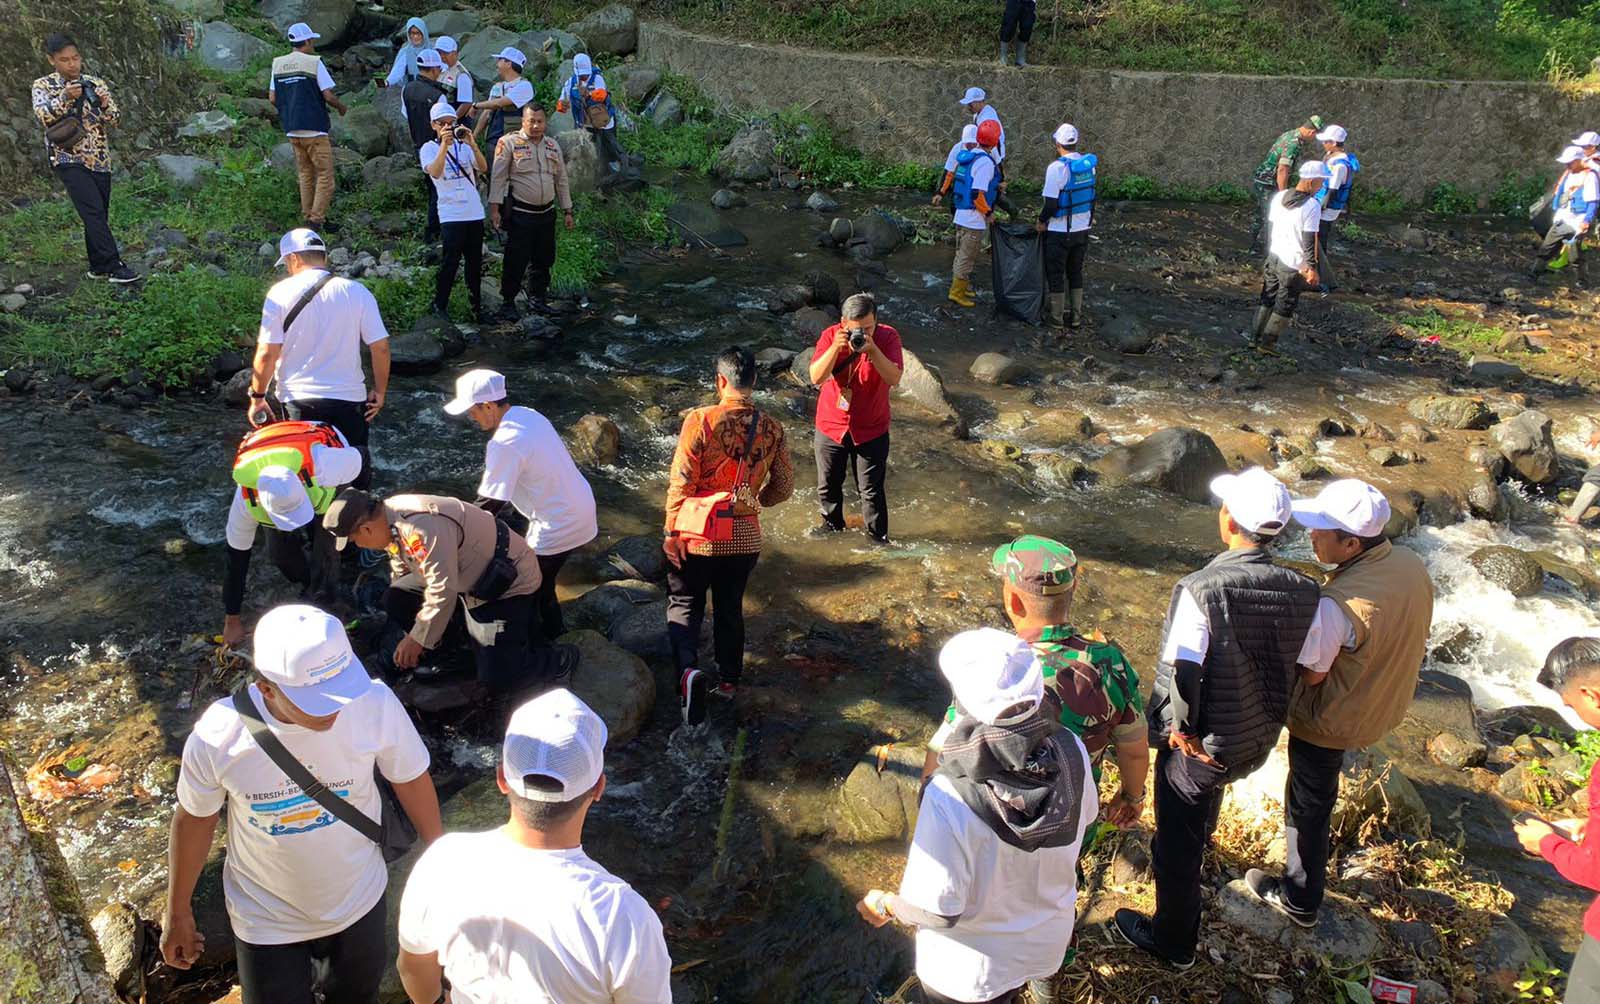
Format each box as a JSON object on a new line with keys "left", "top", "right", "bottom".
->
{"left": 1245, "top": 305, "right": 1272, "bottom": 342}
{"left": 1068, "top": 289, "right": 1084, "bottom": 329}
{"left": 1255, "top": 312, "right": 1289, "bottom": 356}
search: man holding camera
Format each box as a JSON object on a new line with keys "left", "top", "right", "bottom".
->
{"left": 402, "top": 49, "right": 451, "bottom": 243}
{"left": 421, "top": 102, "right": 487, "bottom": 322}
{"left": 807, "top": 293, "right": 903, "bottom": 544}
{"left": 489, "top": 103, "right": 574, "bottom": 321}
{"left": 32, "top": 33, "right": 139, "bottom": 283}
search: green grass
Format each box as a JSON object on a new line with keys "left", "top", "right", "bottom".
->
{"left": 1428, "top": 182, "right": 1479, "bottom": 215}
{"left": 770, "top": 111, "right": 933, "bottom": 190}
{"left": 1568, "top": 731, "right": 1600, "bottom": 774}
{"left": 1394, "top": 307, "right": 1507, "bottom": 350}
{"left": 1100, "top": 174, "right": 1250, "bottom": 204}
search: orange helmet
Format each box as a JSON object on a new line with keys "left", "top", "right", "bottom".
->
{"left": 976, "top": 119, "right": 1001, "bottom": 148}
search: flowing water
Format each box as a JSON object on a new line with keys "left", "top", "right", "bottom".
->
{"left": 0, "top": 180, "right": 1595, "bottom": 1000}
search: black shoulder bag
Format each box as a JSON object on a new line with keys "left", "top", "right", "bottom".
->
{"left": 44, "top": 91, "right": 87, "bottom": 151}
{"left": 231, "top": 683, "right": 418, "bottom": 863}
{"left": 283, "top": 271, "right": 337, "bottom": 335}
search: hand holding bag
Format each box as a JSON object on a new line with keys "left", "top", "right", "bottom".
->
{"left": 673, "top": 410, "right": 761, "bottom": 545}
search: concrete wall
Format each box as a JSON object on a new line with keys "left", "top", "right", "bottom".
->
{"left": 640, "top": 22, "right": 1600, "bottom": 200}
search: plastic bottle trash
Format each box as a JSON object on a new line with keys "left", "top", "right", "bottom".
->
{"left": 613, "top": 314, "right": 639, "bottom": 326}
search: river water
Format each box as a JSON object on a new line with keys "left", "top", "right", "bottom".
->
{"left": 0, "top": 181, "right": 1595, "bottom": 1000}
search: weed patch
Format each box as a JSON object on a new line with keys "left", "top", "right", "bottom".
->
{"left": 1395, "top": 307, "right": 1507, "bottom": 351}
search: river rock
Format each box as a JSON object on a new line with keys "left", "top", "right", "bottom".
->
{"left": 896, "top": 349, "right": 967, "bottom": 438}
{"left": 615, "top": 65, "right": 661, "bottom": 105}
{"left": 850, "top": 213, "right": 904, "bottom": 257}
{"left": 1407, "top": 670, "right": 1483, "bottom": 745}
{"left": 1407, "top": 394, "right": 1492, "bottom": 430}
{"left": 788, "top": 306, "right": 834, "bottom": 341}
{"left": 1101, "top": 313, "right": 1154, "bottom": 354}
{"left": 1496, "top": 761, "right": 1576, "bottom": 805}
{"left": 568, "top": 414, "right": 622, "bottom": 465}
{"left": 1107, "top": 427, "right": 1229, "bottom": 503}
{"left": 560, "top": 629, "right": 654, "bottom": 745}
{"left": 554, "top": 129, "right": 602, "bottom": 196}
{"left": 603, "top": 535, "right": 668, "bottom": 583}
{"left": 361, "top": 151, "right": 416, "bottom": 192}
{"left": 606, "top": 598, "right": 707, "bottom": 661}
{"left": 421, "top": 8, "right": 483, "bottom": 37}
{"left": 1214, "top": 880, "right": 1379, "bottom": 966}
{"left": 457, "top": 26, "right": 523, "bottom": 82}
{"left": 799, "top": 269, "right": 841, "bottom": 310}
{"left": 714, "top": 122, "right": 777, "bottom": 182}
{"left": 1428, "top": 732, "right": 1487, "bottom": 769}
{"left": 1465, "top": 473, "right": 1507, "bottom": 522}
{"left": 1493, "top": 409, "right": 1557, "bottom": 484}
{"left": 806, "top": 190, "right": 841, "bottom": 213}
{"left": 220, "top": 368, "right": 252, "bottom": 406}
{"left": 90, "top": 901, "right": 144, "bottom": 1000}
{"left": 331, "top": 104, "right": 391, "bottom": 159}
{"left": 1331, "top": 748, "right": 1430, "bottom": 842}
{"left": 755, "top": 347, "right": 798, "bottom": 374}
{"left": 155, "top": 153, "right": 216, "bottom": 189}
{"left": 828, "top": 217, "right": 854, "bottom": 245}
{"left": 1483, "top": 705, "right": 1576, "bottom": 743}
{"left": 646, "top": 93, "right": 683, "bottom": 126}
{"left": 710, "top": 188, "right": 745, "bottom": 210}
{"left": 387, "top": 329, "right": 446, "bottom": 373}
{"left": 569, "top": 4, "right": 638, "bottom": 54}
{"left": 969, "top": 352, "right": 1026, "bottom": 385}
{"left": 1391, "top": 919, "right": 1443, "bottom": 957}
{"left": 1020, "top": 409, "right": 1094, "bottom": 446}
{"left": 668, "top": 200, "right": 748, "bottom": 248}
{"left": 0, "top": 293, "right": 25, "bottom": 314}
{"left": 195, "top": 21, "right": 272, "bottom": 71}
{"left": 1470, "top": 915, "right": 1544, "bottom": 996}
{"left": 1467, "top": 355, "right": 1525, "bottom": 385}
{"left": 210, "top": 350, "right": 246, "bottom": 381}
{"left": 568, "top": 579, "right": 663, "bottom": 631}
{"left": 260, "top": 0, "right": 358, "bottom": 46}
{"left": 1467, "top": 545, "right": 1544, "bottom": 597}
{"left": 832, "top": 743, "right": 924, "bottom": 844}
{"left": 177, "top": 109, "right": 236, "bottom": 138}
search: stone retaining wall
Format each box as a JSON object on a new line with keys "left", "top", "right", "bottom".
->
{"left": 640, "top": 22, "right": 1600, "bottom": 200}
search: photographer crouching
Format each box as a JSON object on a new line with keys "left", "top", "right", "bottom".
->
{"left": 806, "top": 293, "right": 903, "bottom": 544}
{"left": 421, "top": 102, "right": 487, "bottom": 322}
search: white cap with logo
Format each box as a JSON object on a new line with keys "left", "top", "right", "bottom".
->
{"left": 1209, "top": 467, "right": 1291, "bottom": 537}
{"left": 417, "top": 48, "right": 443, "bottom": 68}
{"left": 958, "top": 86, "right": 986, "bottom": 105}
{"left": 1053, "top": 123, "right": 1079, "bottom": 147}
{"left": 960, "top": 124, "right": 979, "bottom": 145}
{"left": 1316, "top": 124, "right": 1348, "bottom": 144}
{"left": 434, "top": 35, "right": 458, "bottom": 53}
{"left": 309, "top": 441, "right": 364, "bottom": 487}
{"left": 430, "top": 100, "right": 456, "bottom": 122}
{"left": 503, "top": 688, "right": 608, "bottom": 802}
{"left": 1291, "top": 479, "right": 1392, "bottom": 537}
{"left": 286, "top": 22, "right": 320, "bottom": 43}
{"left": 255, "top": 465, "right": 316, "bottom": 531}
{"left": 574, "top": 53, "right": 594, "bottom": 76}
{"left": 1574, "top": 130, "right": 1600, "bottom": 147}
{"left": 494, "top": 46, "right": 527, "bottom": 68}
{"left": 1299, "top": 160, "right": 1331, "bottom": 181}
{"left": 275, "top": 227, "right": 326, "bottom": 267}
{"left": 443, "top": 368, "right": 507, "bottom": 415}
{"left": 1559, "top": 144, "right": 1587, "bottom": 164}
{"left": 939, "top": 627, "right": 1044, "bottom": 725}
{"left": 252, "top": 604, "right": 373, "bottom": 716}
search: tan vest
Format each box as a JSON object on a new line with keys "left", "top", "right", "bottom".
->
{"left": 1288, "top": 540, "right": 1435, "bottom": 750}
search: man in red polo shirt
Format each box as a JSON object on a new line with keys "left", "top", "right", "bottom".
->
{"left": 807, "top": 292, "right": 904, "bottom": 543}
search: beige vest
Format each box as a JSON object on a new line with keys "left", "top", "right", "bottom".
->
{"left": 1288, "top": 540, "right": 1435, "bottom": 750}
{"left": 270, "top": 50, "right": 324, "bottom": 84}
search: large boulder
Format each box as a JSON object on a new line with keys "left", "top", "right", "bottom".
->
{"left": 194, "top": 21, "right": 272, "bottom": 72}
{"left": 603, "top": 535, "right": 668, "bottom": 583}
{"left": 1406, "top": 394, "right": 1492, "bottom": 430}
{"left": 832, "top": 743, "right": 924, "bottom": 844}
{"left": 554, "top": 129, "right": 602, "bottom": 196}
{"left": 1214, "top": 880, "right": 1380, "bottom": 967}
{"left": 667, "top": 201, "right": 748, "bottom": 249}
{"left": 177, "top": 109, "right": 237, "bottom": 138}
{"left": 568, "top": 414, "right": 622, "bottom": 466}
{"left": 606, "top": 597, "right": 709, "bottom": 661}
{"left": 1331, "top": 748, "right": 1431, "bottom": 842}
{"left": 714, "top": 122, "right": 777, "bottom": 182}
{"left": 896, "top": 349, "right": 967, "bottom": 438}
{"left": 567, "top": 579, "right": 663, "bottom": 632}
{"left": 613, "top": 64, "right": 661, "bottom": 105}
{"left": 969, "top": 352, "right": 1027, "bottom": 385}
{"left": 1469, "top": 916, "right": 1545, "bottom": 997}
{"left": 559, "top": 629, "right": 655, "bottom": 746}
{"left": 154, "top": 153, "right": 216, "bottom": 189}
{"left": 1103, "top": 428, "right": 1228, "bottom": 503}
{"left": 1492, "top": 409, "right": 1557, "bottom": 484}
{"left": 259, "top": 0, "right": 359, "bottom": 47}
{"left": 421, "top": 7, "right": 483, "bottom": 38}
{"left": 568, "top": 4, "right": 639, "bottom": 55}
{"left": 360, "top": 151, "right": 416, "bottom": 192}
{"left": 850, "top": 213, "right": 904, "bottom": 257}
{"left": 386, "top": 329, "right": 446, "bottom": 374}
{"left": 1468, "top": 545, "right": 1545, "bottom": 597}
{"left": 646, "top": 93, "right": 684, "bottom": 127}
{"left": 457, "top": 26, "right": 523, "bottom": 84}
{"left": 330, "top": 104, "right": 391, "bottom": 159}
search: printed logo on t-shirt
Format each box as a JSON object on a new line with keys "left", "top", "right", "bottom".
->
{"left": 245, "top": 774, "right": 356, "bottom": 837}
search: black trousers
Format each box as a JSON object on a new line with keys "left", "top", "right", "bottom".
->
{"left": 283, "top": 398, "right": 371, "bottom": 490}
{"left": 266, "top": 524, "right": 341, "bottom": 602}
{"left": 1000, "top": 0, "right": 1037, "bottom": 42}
{"left": 1316, "top": 217, "right": 1339, "bottom": 290}
{"left": 1259, "top": 256, "right": 1311, "bottom": 319}
{"left": 1150, "top": 747, "right": 1231, "bottom": 959}
{"left": 501, "top": 205, "right": 557, "bottom": 302}
{"left": 384, "top": 574, "right": 564, "bottom": 695}
{"left": 55, "top": 164, "right": 121, "bottom": 273}
{"left": 667, "top": 552, "right": 759, "bottom": 684}
{"left": 587, "top": 125, "right": 626, "bottom": 172}
{"left": 421, "top": 172, "right": 440, "bottom": 240}
{"left": 435, "top": 219, "right": 484, "bottom": 314}
{"left": 1250, "top": 177, "right": 1278, "bottom": 252}
{"left": 815, "top": 429, "right": 890, "bottom": 541}
{"left": 1044, "top": 230, "right": 1089, "bottom": 293}
{"left": 534, "top": 550, "right": 572, "bottom": 641}
{"left": 1282, "top": 736, "right": 1345, "bottom": 915}
{"left": 234, "top": 894, "right": 385, "bottom": 1004}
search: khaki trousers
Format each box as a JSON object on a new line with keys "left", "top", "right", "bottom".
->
{"left": 289, "top": 135, "right": 335, "bottom": 225}
{"left": 953, "top": 225, "right": 985, "bottom": 280}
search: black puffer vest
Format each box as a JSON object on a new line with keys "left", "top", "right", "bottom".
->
{"left": 1147, "top": 548, "right": 1321, "bottom": 779}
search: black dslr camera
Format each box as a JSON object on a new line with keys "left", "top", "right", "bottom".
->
{"left": 847, "top": 327, "right": 869, "bottom": 352}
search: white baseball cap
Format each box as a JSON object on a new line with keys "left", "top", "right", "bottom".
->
{"left": 1291, "top": 479, "right": 1392, "bottom": 538}
{"left": 429, "top": 100, "right": 456, "bottom": 122}
{"left": 286, "top": 22, "right": 320, "bottom": 43}
{"left": 416, "top": 47, "right": 443, "bottom": 68}
{"left": 495, "top": 46, "right": 527, "bottom": 68}
{"left": 1316, "top": 124, "right": 1348, "bottom": 144}
{"left": 1574, "top": 130, "right": 1600, "bottom": 147}
{"left": 1299, "top": 160, "right": 1331, "bottom": 181}
{"left": 443, "top": 368, "right": 507, "bottom": 415}
{"left": 255, "top": 465, "right": 315, "bottom": 531}
{"left": 1053, "top": 123, "right": 1079, "bottom": 146}
{"left": 434, "top": 35, "right": 458, "bottom": 53}
{"left": 1209, "top": 467, "right": 1291, "bottom": 537}
{"left": 959, "top": 87, "right": 987, "bottom": 105}
{"left": 959, "top": 124, "right": 978, "bottom": 145}
{"left": 308, "top": 441, "right": 364, "bottom": 487}
{"left": 503, "top": 688, "right": 607, "bottom": 802}
{"left": 252, "top": 604, "right": 372, "bottom": 716}
{"left": 1559, "top": 144, "right": 1586, "bottom": 164}
{"left": 939, "top": 627, "right": 1044, "bottom": 726}
{"left": 275, "top": 227, "right": 325, "bottom": 267}
{"left": 574, "top": 53, "right": 593, "bottom": 76}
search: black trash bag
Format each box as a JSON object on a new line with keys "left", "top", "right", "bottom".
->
{"left": 990, "top": 222, "right": 1045, "bottom": 325}
{"left": 1529, "top": 185, "right": 1558, "bottom": 235}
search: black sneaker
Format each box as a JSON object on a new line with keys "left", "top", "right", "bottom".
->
{"left": 492, "top": 305, "right": 520, "bottom": 325}
{"left": 712, "top": 681, "right": 737, "bottom": 700}
{"left": 680, "top": 668, "right": 708, "bottom": 726}
{"left": 108, "top": 264, "right": 143, "bottom": 284}
{"left": 313, "top": 220, "right": 340, "bottom": 235}
{"left": 1111, "top": 909, "right": 1194, "bottom": 970}
{"left": 1244, "top": 869, "right": 1318, "bottom": 928}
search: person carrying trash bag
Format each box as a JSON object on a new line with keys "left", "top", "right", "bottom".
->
{"left": 1531, "top": 145, "right": 1598, "bottom": 288}
{"left": 945, "top": 119, "right": 1001, "bottom": 308}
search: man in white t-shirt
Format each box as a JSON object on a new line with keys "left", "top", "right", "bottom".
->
{"left": 1035, "top": 123, "right": 1095, "bottom": 330}
{"left": 434, "top": 36, "right": 474, "bottom": 119}
{"left": 940, "top": 121, "right": 999, "bottom": 308}
{"left": 160, "top": 605, "right": 442, "bottom": 1004}
{"left": 472, "top": 47, "right": 535, "bottom": 191}
{"left": 959, "top": 87, "right": 1009, "bottom": 211}
{"left": 1533, "top": 144, "right": 1598, "bottom": 288}
{"left": 444, "top": 368, "right": 598, "bottom": 640}
{"left": 859, "top": 629, "right": 1097, "bottom": 1004}
{"left": 1247, "top": 160, "right": 1327, "bottom": 356}
{"left": 247, "top": 228, "right": 391, "bottom": 489}
{"left": 422, "top": 101, "right": 488, "bottom": 322}
{"left": 1315, "top": 124, "right": 1356, "bottom": 294}
{"left": 396, "top": 688, "right": 673, "bottom": 1004}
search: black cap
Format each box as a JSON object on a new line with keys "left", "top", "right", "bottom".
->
{"left": 322, "top": 488, "right": 379, "bottom": 551}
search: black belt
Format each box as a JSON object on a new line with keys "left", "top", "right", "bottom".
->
{"left": 510, "top": 197, "right": 555, "bottom": 216}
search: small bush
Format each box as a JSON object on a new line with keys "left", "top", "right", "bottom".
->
{"left": 1428, "top": 182, "right": 1478, "bottom": 215}
{"left": 1489, "top": 172, "right": 1556, "bottom": 216}
{"left": 771, "top": 111, "right": 932, "bottom": 190}
{"left": 1353, "top": 186, "right": 1408, "bottom": 215}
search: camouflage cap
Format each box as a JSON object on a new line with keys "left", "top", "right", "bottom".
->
{"left": 991, "top": 535, "right": 1078, "bottom": 596}
{"left": 1306, "top": 114, "right": 1325, "bottom": 131}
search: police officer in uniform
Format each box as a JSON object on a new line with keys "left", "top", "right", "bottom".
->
{"left": 323, "top": 489, "right": 579, "bottom": 697}
{"left": 221, "top": 420, "right": 363, "bottom": 646}
{"left": 489, "top": 103, "right": 574, "bottom": 321}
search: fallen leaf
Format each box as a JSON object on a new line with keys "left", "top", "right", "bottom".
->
{"left": 116, "top": 859, "right": 138, "bottom": 872}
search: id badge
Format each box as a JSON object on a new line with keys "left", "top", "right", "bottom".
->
{"left": 837, "top": 393, "right": 850, "bottom": 412}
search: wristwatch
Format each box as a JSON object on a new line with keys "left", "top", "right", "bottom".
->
{"left": 248, "top": 390, "right": 266, "bottom": 400}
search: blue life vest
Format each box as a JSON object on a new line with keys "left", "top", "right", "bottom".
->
{"left": 566, "top": 73, "right": 615, "bottom": 127}
{"left": 1054, "top": 153, "right": 1098, "bottom": 217}
{"left": 952, "top": 149, "right": 998, "bottom": 211}
{"left": 1325, "top": 152, "right": 1360, "bottom": 211}
{"left": 1557, "top": 171, "right": 1597, "bottom": 223}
